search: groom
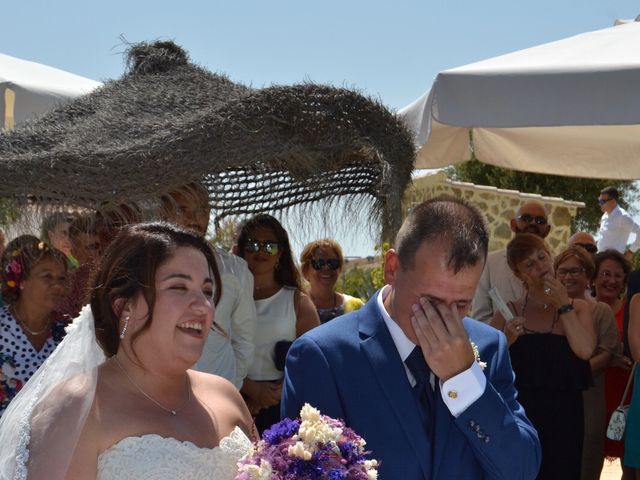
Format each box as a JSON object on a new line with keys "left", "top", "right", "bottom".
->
{"left": 282, "top": 196, "right": 541, "bottom": 479}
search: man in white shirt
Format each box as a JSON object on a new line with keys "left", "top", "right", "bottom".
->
{"left": 596, "top": 186, "right": 640, "bottom": 260}
{"left": 161, "top": 184, "right": 256, "bottom": 388}
{"left": 471, "top": 201, "right": 550, "bottom": 323}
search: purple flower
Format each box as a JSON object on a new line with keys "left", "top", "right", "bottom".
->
{"left": 235, "top": 404, "right": 378, "bottom": 480}
{"left": 262, "top": 418, "right": 300, "bottom": 445}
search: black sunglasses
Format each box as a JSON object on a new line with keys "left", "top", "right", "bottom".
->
{"left": 598, "top": 197, "right": 613, "bottom": 205}
{"left": 516, "top": 214, "right": 547, "bottom": 225}
{"left": 311, "top": 258, "right": 341, "bottom": 271}
{"left": 574, "top": 243, "right": 598, "bottom": 254}
{"left": 244, "top": 239, "right": 279, "bottom": 255}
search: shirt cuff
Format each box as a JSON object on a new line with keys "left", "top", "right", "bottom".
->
{"left": 439, "top": 362, "right": 487, "bottom": 417}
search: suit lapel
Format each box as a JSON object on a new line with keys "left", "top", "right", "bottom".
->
{"left": 359, "top": 293, "right": 432, "bottom": 480}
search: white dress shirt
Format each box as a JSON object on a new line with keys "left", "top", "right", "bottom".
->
{"left": 377, "top": 286, "right": 486, "bottom": 417}
{"left": 193, "top": 247, "right": 256, "bottom": 388}
{"left": 597, "top": 204, "right": 640, "bottom": 253}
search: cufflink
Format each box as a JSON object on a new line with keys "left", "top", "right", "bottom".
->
{"left": 447, "top": 390, "right": 458, "bottom": 399}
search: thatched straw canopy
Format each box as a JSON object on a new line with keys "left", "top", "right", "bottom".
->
{"left": 0, "top": 41, "right": 415, "bottom": 239}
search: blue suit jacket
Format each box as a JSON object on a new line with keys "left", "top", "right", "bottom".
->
{"left": 282, "top": 291, "right": 541, "bottom": 479}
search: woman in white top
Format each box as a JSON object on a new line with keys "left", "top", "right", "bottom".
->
{"left": 237, "top": 214, "right": 319, "bottom": 433}
{"left": 0, "top": 223, "right": 255, "bottom": 479}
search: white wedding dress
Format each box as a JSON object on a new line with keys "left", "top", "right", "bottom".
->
{"left": 97, "top": 426, "right": 252, "bottom": 480}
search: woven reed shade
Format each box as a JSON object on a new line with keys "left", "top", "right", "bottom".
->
{"left": 0, "top": 41, "right": 415, "bottom": 241}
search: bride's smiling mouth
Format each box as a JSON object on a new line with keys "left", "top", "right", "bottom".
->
{"left": 177, "top": 321, "right": 205, "bottom": 337}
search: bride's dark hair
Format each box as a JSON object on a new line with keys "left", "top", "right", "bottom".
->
{"left": 90, "top": 222, "right": 221, "bottom": 356}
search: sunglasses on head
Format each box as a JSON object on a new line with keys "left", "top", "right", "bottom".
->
{"left": 244, "top": 239, "right": 280, "bottom": 255}
{"left": 310, "top": 258, "right": 341, "bottom": 271}
{"left": 598, "top": 197, "right": 613, "bottom": 205}
{"left": 516, "top": 214, "right": 547, "bottom": 225}
{"left": 574, "top": 243, "right": 598, "bottom": 254}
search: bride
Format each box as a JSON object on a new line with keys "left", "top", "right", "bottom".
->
{"left": 0, "top": 222, "right": 256, "bottom": 479}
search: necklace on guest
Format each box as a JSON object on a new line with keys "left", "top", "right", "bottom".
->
{"left": 520, "top": 292, "right": 558, "bottom": 334}
{"left": 10, "top": 306, "right": 51, "bottom": 336}
{"left": 113, "top": 356, "right": 191, "bottom": 416}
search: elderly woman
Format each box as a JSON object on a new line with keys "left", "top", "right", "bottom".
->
{"left": 0, "top": 235, "right": 68, "bottom": 416}
{"left": 592, "top": 249, "right": 634, "bottom": 463}
{"left": 236, "top": 214, "right": 319, "bottom": 433}
{"left": 300, "top": 239, "right": 364, "bottom": 323}
{"left": 554, "top": 247, "right": 621, "bottom": 480}
{"left": 492, "top": 233, "right": 595, "bottom": 480}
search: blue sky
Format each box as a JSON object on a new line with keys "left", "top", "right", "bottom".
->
{"left": 2, "top": 1, "right": 638, "bottom": 256}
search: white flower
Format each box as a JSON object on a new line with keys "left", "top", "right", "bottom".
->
{"left": 300, "top": 403, "right": 321, "bottom": 422}
{"left": 365, "top": 459, "right": 379, "bottom": 479}
{"left": 288, "top": 441, "right": 313, "bottom": 460}
{"left": 470, "top": 341, "right": 487, "bottom": 370}
{"left": 239, "top": 459, "right": 272, "bottom": 480}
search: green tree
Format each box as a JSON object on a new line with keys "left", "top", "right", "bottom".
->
{"left": 446, "top": 160, "right": 638, "bottom": 233}
{"left": 337, "top": 242, "right": 390, "bottom": 301}
{"left": 210, "top": 217, "right": 240, "bottom": 251}
{"left": 0, "top": 199, "right": 20, "bottom": 226}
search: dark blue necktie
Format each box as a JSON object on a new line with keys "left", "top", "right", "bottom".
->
{"left": 405, "top": 346, "right": 435, "bottom": 438}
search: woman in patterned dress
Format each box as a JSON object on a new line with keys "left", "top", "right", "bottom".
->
{"left": 0, "top": 235, "right": 68, "bottom": 416}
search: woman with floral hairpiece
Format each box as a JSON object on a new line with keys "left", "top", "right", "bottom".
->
{"left": 236, "top": 214, "right": 319, "bottom": 433}
{"left": 0, "top": 235, "right": 68, "bottom": 417}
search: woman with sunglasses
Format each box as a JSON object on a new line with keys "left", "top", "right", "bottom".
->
{"left": 300, "top": 239, "right": 364, "bottom": 323}
{"left": 554, "top": 247, "right": 621, "bottom": 480}
{"left": 236, "top": 214, "right": 319, "bottom": 433}
{"left": 592, "top": 249, "right": 635, "bottom": 465}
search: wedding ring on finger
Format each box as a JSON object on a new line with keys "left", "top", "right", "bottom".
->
{"left": 544, "top": 287, "right": 551, "bottom": 295}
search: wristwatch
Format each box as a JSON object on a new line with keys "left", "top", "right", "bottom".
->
{"left": 557, "top": 303, "right": 574, "bottom": 315}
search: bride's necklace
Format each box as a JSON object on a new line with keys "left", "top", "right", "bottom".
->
{"left": 113, "top": 356, "right": 191, "bottom": 416}
{"left": 10, "top": 306, "right": 51, "bottom": 336}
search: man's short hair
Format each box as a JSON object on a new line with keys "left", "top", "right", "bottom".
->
{"left": 395, "top": 195, "right": 488, "bottom": 273}
{"left": 600, "top": 186, "right": 619, "bottom": 201}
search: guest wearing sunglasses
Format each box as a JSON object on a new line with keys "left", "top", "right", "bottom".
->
{"left": 472, "top": 200, "right": 551, "bottom": 323}
{"left": 236, "top": 214, "right": 319, "bottom": 433}
{"left": 300, "top": 239, "right": 364, "bottom": 323}
{"left": 596, "top": 186, "right": 640, "bottom": 260}
{"left": 569, "top": 231, "right": 599, "bottom": 257}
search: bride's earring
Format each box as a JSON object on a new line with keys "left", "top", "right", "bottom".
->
{"left": 120, "top": 316, "right": 130, "bottom": 339}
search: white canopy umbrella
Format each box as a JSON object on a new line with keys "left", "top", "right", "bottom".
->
{"left": 1, "top": 52, "right": 101, "bottom": 129}
{"left": 399, "top": 21, "right": 640, "bottom": 180}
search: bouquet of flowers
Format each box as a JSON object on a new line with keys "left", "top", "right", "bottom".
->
{"left": 236, "top": 403, "right": 379, "bottom": 480}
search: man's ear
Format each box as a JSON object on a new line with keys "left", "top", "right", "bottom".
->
{"left": 541, "top": 224, "right": 551, "bottom": 238}
{"left": 383, "top": 249, "right": 400, "bottom": 286}
{"left": 509, "top": 218, "right": 518, "bottom": 233}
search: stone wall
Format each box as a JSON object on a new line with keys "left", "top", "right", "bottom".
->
{"left": 404, "top": 172, "right": 585, "bottom": 254}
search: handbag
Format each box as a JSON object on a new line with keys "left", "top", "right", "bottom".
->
{"left": 606, "top": 362, "right": 636, "bottom": 441}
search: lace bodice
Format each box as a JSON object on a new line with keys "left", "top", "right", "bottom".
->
{"left": 97, "top": 427, "right": 252, "bottom": 480}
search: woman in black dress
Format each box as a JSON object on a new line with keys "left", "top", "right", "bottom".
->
{"left": 491, "top": 233, "right": 596, "bottom": 480}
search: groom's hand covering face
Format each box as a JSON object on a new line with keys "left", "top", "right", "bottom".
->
{"left": 384, "top": 238, "right": 483, "bottom": 381}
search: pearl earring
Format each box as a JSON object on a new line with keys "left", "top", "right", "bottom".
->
{"left": 120, "top": 316, "right": 130, "bottom": 339}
